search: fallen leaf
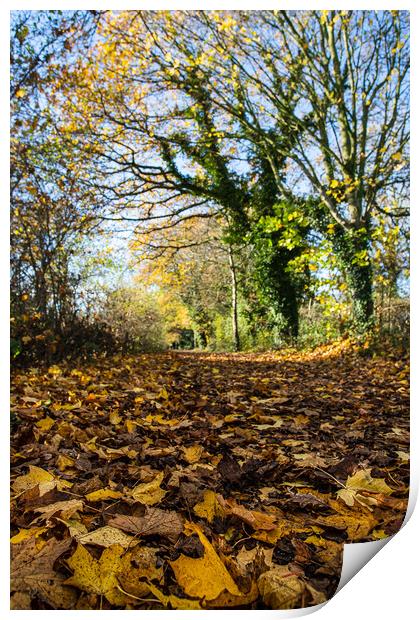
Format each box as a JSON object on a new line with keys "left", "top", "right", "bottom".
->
{"left": 283, "top": 493, "right": 332, "bottom": 514}
{"left": 11, "top": 537, "right": 76, "bottom": 609}
{"left": 32, "top": 499, "right": 84, "bottom": 522}
{"left": 117, "top": 546, "right": 163, "bottom": 598}
{"left": 182, "top": 444, "right": 203, "bottom": 464}
{"left": 147, "top": 582, "right": 202, "bottom": 609}
{"left": 35, "top": 416, "right": 55, "bottom": 431}
{"left": 11, "top": 526, "right": 47, "bottom": 544}
{"left": 56, "top": 455, "right": 76, "bottom": 471}
{"left": 64, "top": 543, "right": 128, "bottom": 606}
{"left": 85, "top": 488, "right": 123, "bottom": 502}
{"left": 193, "top": 490, "right": 224, "bottom": 522}
{"left": 170, "top": 521, "right": 242, "bottom": 600}
{"left": 12, "top": 465, "right": 72, "bottom": 497}
{"left": 257, "top": 566, "right": 305, "bottom": 609}
{"left": 337, "top": 468, "right": 393, "bottom": 508}
{"left": 217, "top": 495, "right": 277, "bottom": 530}
{"left": 131, "top": 471, "right": 166, "bottom": 505}
{"left": 77, "top": 526, "right": 134, "bottom": 548}
{"left": 108, "top": 507, "right": 184, "bottom": 542}
{"left": 109, "top": 410, "right": 122, "bottom": 425}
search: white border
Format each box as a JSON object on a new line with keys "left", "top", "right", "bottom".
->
{"left": 2, "top": 2, "right": 418, "bottom": 618}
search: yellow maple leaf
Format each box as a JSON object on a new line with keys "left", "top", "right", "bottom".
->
{"left": 11, "top": 527, "right": 47, "bottom": 544}
{"left": 132, "top": 472, "right": 166, "bottom": 505}
{"left": 170, "top": 521, "right": 241, "bottom": 600}
{"left": 12, "top": 465, "right": 72, "bottom": 497}
{"left": 126, "top": 420, "right": 139, "bottom": 433}
{"left": 109, "top": 410, "right": 122, "bottom": 425}
{"left": 182, "top": 444, "right": 203, "bottom": 464}
{"left": 147, "top": 582, "right": 201, "bottom": 609}
{"left": 118, "top": 547, "right": 163, "bottom": 599}
{"left": 64, "top": 543, "right": 128, "bottom": 605}
{"left": 337, "top": 468, "right": 393, "bottom": 509}
{"left": 56, "top": 454, "right": 76, "bottom": 471}
{"left": 193, "top": 490, "right": 224, "bottom": 522}
{"left": 35, "top": 416, "right": 55, "bottom": 431}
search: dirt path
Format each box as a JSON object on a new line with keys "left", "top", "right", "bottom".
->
{"left": 10, "top": 342, "right": 409, "bottom": 609}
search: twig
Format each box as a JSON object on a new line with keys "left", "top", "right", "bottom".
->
{"left": 115, "top": 583, "right": 162, "bottom": 604}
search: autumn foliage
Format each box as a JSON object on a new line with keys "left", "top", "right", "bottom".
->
{"left": 11, "top": 342, "right": 409, "bottom": 609}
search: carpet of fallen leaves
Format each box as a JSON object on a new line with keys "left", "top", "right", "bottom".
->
{"left": 10, "top": 340, "right": 409, "bottom": 610}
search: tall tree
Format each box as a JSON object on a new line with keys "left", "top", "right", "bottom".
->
{"left": 57, "top": 10, "right": 311, "bottom": 338}
{"left": 201, "top": 9, "right": 409, "bottom": 332}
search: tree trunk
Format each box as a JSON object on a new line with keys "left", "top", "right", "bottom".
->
{"left": 332, "top": 223, "right": 374, "bottom": 334}
{"left": 346, "top": 259, "right": 374, "bottom": 333}
{"left": 228, "top": 246, "right": 241, "bottom": 351}
{"left": 264, "top": 238, "right": 300, "bottom": 341}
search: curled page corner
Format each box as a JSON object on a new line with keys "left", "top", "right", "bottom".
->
{"left": 335, "top": 479, "right": 417, "bottom": 597}
{"left": 336, "top": 536, "right": 391, "bottom": 594}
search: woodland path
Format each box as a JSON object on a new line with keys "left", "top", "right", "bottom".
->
{"left": 10, "top": 341, "right": 409, "bottom": 609}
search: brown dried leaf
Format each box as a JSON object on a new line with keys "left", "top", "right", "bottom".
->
{"left": 108, "top": 507, "right": 184, "bottom": 542}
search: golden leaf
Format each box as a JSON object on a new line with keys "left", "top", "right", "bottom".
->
{"left": 11, "top": 527, "right": 47, "bottom": 544}
{"left": 193, "top": 490, "right": 224, "bottom": 523}
{"left": 132, "top": 471, "right": 166, "bottom": 505}
{"left": 337, "top": 468, "right": 393, "bottom": 508}
{"left": 35, "top": 416, "right": 55, "bottom": 431}
{"left": 56, "top": 455, "right": 76, "bottom": 471}
{"left": 170, "top": 521, "right": 241, "bottom": 600}
{"left": 217, "top": 495, "right": 277, "bottom": 531}
{"left": 85, "top": 488, "right": 124, "bottom": 502}
{"left": 257, "top": 567, "right": 305, "bottom": 609}
{"left": 33, "top": 499, "right": 84, "bottom": 522}
{"left": 109, "top": 410, "right": 122, "bottom": 425}
{"left": 182, "top": 445, "right": 203, "bottom": 464}
{"left": 64, "top": 543, "right": 128, "bottom": 605}
{"left": 12, "top": 465, "right": 72, "bottom": 497}
{"left": 118, "top": 547, "right": 163, "bottom": 598}
{"left": 147, "top": 582, "right": 201, "bottom": 609}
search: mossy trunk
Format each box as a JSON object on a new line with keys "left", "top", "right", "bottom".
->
{"left": 332, "top": 224, "right": 374, "bottom": 334}
{"left": 255, "top": 235, "right": 301, "bottom": 340}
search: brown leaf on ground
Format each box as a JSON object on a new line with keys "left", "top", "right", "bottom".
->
{"left": 11, "top": 537, "right": 76, "bottom": 609}
{"left": 108, "top": 507, "right": 184, "bottom": 542}
{"left": 10, "top": 345, "right": 409, "bottom": 609}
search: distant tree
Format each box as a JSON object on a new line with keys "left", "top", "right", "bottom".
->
{"left": 10, "top": 10, "right": 102, "bottom": 345}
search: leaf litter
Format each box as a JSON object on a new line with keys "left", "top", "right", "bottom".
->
{"left": 10, "top": 343, "right": 409, "bottom": 609}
